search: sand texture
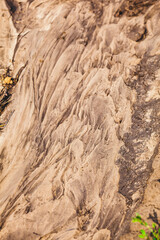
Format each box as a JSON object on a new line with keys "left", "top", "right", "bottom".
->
{"left": 0, "top": 0, "right": 160, "bottom": 239}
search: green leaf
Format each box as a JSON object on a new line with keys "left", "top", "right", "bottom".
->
{"left": 132, "top": 214, "right": 149, "bottom": 227}
{"left": 136, "top": 213, "right": 142, "bottom": 218}
{"left": 153, "top": 231, "right": 159, "bottom": 238}
{"left": 132, "top": 218, "right": 139, "bottom": 223}
{"left": 152, "top": 223, "right": 156, "bottom": 228}
{"left": 143, "top": 221, "right": 148, "bottom": 227}
{"left": 132, "top": 218, "right": 137, "bottom": 222}
{"left": 132, "top": 217, "right": 144, "bottom": 225}
{"left": 140, "top": 229, "right": 146, "bottom": 235}
{"left": 138, "top": 234, "right": 145, "bottom": 239}
{"left": 140, "top": 229, "right": 147, "bottom": 237}
{"left": 132, "top": 218, "right": 140, "bottom": 223}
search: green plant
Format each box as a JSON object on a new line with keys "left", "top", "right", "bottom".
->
{"left": 132, "top": 213, "right": 160, "bottom": 240}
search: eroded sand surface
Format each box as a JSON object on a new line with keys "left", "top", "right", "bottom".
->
{"left": 0, "top": 0, "right": 160, "bottom": 239}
